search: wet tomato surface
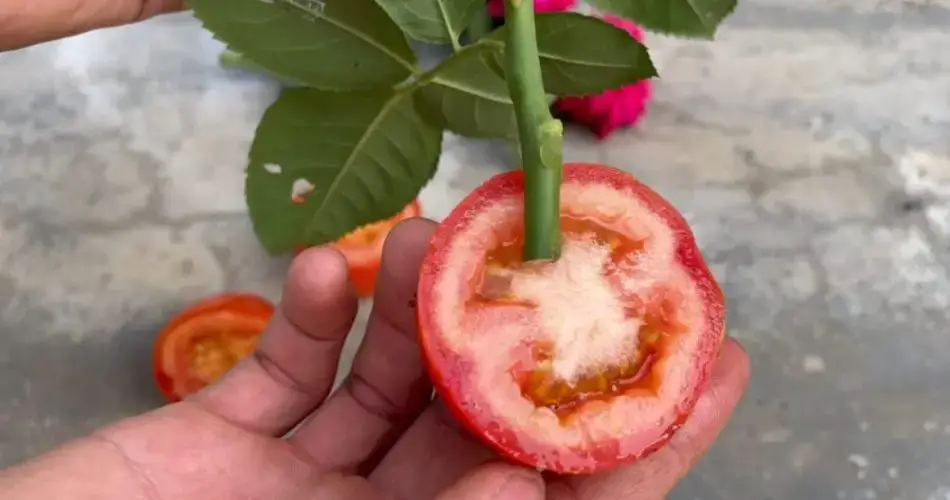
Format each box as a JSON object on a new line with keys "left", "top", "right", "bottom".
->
{"left": 416, "top": 163, "right": 725, "bottom": 474}
{"left": 298, "top": 200, "right": 422, "bottom": 298}
{"left": 152, "top": 293, "right": 274, "bottom": 403}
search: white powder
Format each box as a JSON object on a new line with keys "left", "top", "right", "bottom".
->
{"left": 510, "top": 238, "right": 641, "bottom": 382}
{"left": 290, "top": 178, "right": 315, "bottom": 201}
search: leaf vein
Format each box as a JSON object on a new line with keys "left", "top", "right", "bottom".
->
{"left": 305, "top": 93, "right": 407, "bottom": 236}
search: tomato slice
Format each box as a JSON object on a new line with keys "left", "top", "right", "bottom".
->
{"left": 152, "top": 293, "right": 274, "bottom": 403}
{"left": 298, "top": 200, "right": 422, "bottom": 298}
{"left": 416, "top": 163, "right": 725, "bottom": 474}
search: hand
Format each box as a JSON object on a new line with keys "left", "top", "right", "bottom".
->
{"left": 0, "top": 0, "right": 183, "bottom": 51}
{"left": 0, "top": 219, "right": 749, "bottom": 499}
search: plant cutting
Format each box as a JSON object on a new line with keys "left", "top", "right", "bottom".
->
{"left": 153, "top": 293, "right": 274, "bottom": 402}
{"left": 188, "top": 0, "right": 736, "bottom": 473}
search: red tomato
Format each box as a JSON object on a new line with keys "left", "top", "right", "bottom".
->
{"left": 416, "top": 163, "right": 725, "bottom": 474}
{"left": 298, "top": 200, "right": 422, "bottom": 298}
{"left": 152, "top": 293, "right": 274, "bottom": 403}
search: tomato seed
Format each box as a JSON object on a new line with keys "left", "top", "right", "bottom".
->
{"left": 518, "top": 321, "right": 673, "bottom": 421}
{"left": 189, "top": 334, "right": 258, "bottom": 384}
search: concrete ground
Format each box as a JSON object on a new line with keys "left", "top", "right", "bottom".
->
{"left": 1, "top": 1, "right": 949, "bottom": 498}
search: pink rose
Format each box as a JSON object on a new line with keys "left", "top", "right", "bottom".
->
{"left": 552, "top": 17, "right": 653, "bottom": 140}
{"left": 486, "top": 0, "right": 576, "bottom": 17}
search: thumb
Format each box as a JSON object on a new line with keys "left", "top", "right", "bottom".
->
{"left": 436, "top": 462, "right": 545, "bottom": 500}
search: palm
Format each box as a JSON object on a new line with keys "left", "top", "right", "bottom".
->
{"left": 101, "top": 403, "right": 338, "bottom": 499}
{"left": 91, "top": 219, "right": 748, "bottom": 500}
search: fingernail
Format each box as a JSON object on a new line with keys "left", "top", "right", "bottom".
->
{"left": 496, "top": 473, "right": 543, "bottom": 500}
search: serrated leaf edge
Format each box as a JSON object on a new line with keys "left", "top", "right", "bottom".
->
{"left": 481, "top": 13, "right": 658, "bottom": 95}
{"left": 280, "top": 0, "right": 417, "bottom": 72}
{"left": 586, "top": 0, "right": 737, "bottom": 40}
{"left": 188, "top": 0, "right": 418, "bottom": 89}
{"left": 685, "top": 0, "right": 738, "bottom": 38}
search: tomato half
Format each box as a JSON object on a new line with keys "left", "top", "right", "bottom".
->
{"left": 152, "top": 293, "right": 274, "bottom": 403}
{"left": 298, "top": 200, "right": 422, "bottom": 298}
{"left": 416, "top": 163, "right": 725, "bottom": 474}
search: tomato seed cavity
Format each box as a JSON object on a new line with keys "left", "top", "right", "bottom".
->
{"left": 519, "top": 318, "right": 671, "bottom": 421}
{"left": 189, "top": 332, "right": 258, "bottom": 383}
{"left": 468, "top": 215, "right": 686, "bottom": 421}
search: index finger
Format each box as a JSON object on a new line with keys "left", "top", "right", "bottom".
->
{"left": 289, "top": 219, "right": 437, "bottom": 472}
{"left": 193, "top": 247, "right": 359, "bottom": 436}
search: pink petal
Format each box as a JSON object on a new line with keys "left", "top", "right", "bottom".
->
{"left": 486, "top": 0, "right": 577, "bottom": 17}
{"left": 550, "top": 16, "right": 653, "bottom": 140}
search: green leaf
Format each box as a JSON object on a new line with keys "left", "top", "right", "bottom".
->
{"left": 463, "top": 7, "right": 495, "bottom": 43}
{"left": 246, "top": 89, "right": 443, "bottom": 254}
{"left": 218, "top": 48, "right": 304, "bottom": 87}
{"left": 584, "top": 0, "right": 737, "bottom": 39}
{"left": 485, "top": 13, "right": 658, "bottom": 96}
{"left": 416, "top": 47, "right": 517, "bottom": 139}
{"left": 374, "top": 0, "right": 483, "bottom": 45}
{"left": 188, "top": 0, "right": 417, "bottom": 90}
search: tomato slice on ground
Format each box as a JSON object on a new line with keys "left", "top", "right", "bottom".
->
{"left": 152, "top": 293, "right": 274, "bottom": 403}
{"left": 416, "top": 163, "right": 725, "bottom": 474}
{"left": 297, "top": 200, "right": 422, "bottom": 298}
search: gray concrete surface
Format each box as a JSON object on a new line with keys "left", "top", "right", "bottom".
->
{"left": 1, "top": 1, "right": 949, "bottom": 498}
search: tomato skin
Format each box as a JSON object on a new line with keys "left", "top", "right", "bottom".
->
{"left": 296, "top": 200, "right": 422, "bottom": 298}
{"left": 416, "top": 163, "right": 725, "bottom": 474}
{"left": 152, "top": 292, "right": 274, "bottom": 403}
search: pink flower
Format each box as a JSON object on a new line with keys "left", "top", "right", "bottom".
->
{"left": 552, "top": 17, "right": 653, "bottom": 140}
{"left": 486, "top": 0, "right": 576, "bottom": 18}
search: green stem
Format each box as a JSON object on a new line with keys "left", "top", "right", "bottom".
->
{"left": 505, "top": 0, "right": 563, "bottom": 262}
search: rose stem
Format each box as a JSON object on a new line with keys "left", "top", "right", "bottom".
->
{"left": 505, "top": 0, "right": 563, "bottom": 262}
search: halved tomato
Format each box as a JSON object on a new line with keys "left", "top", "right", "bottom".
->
{"left": 416, "top": 163, "right": 725, "bottom": 474}
{"left": 152, "top": 292, "right": 274, "bottom": 403}
{"left": 298, "top": 200, "right": 422, "bottom": 298}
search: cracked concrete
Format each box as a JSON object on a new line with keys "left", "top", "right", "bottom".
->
{"left": 1, "top": 1, "right": 949, "bottom": 498}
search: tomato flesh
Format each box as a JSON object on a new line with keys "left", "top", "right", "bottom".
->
{"left": 181, "top": 318, "right": 260, "bottom": 386}
{"left": 152, "top": 293, "right": 274, "bottom": 403}
{"left": 417, "top": 163, "right": 725, "bottom": 474}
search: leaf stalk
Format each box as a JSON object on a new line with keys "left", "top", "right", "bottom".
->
{"left": 504, "top": 0, "right": 562, "bottom": 262}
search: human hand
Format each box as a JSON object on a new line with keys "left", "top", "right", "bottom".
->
{"left": 0, "top": 218, "right": 749, "bottom": 499}
{"left": 0, "top": 0, "right": 183, "bottom": 51}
